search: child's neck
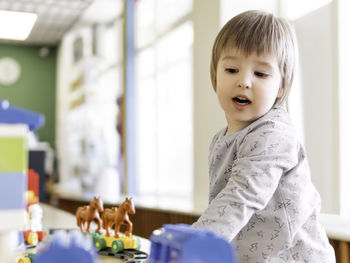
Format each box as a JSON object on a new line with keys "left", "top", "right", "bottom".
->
{"left": 226, "top": 120, "right": 252, "bottom": 135}
{"left": 226, "top": 124, "right": 247, "bottom": 135}
{"left": 226, "top": 126, "right": 242, "bottom": 135}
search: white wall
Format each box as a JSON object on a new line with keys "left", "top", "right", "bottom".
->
{"left": 192, "top": 0, "right": 225, "bottom": 210}
{"left": 338, "top": 0, "right": 350, "bottom": 217}
{"left": 293, "top": 2, "right": 340, "bottom": 214}
{"left": 220, "top": 0, "right": 279, "bottom": 25}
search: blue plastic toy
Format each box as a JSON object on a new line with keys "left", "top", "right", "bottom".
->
{"left": 0, "top": 100, "right": 45, "bottom": 131}
{"left": 34, "top": 231, "right": 97, "bottom": 263}
{"left": 149, "top": 224, "right": 237, "bottom": 263}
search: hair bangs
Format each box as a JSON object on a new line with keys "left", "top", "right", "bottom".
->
{"left": 224, "top": 13, "right": 284, "bottom": 62}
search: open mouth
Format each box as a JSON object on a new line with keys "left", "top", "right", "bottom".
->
{"left": 232, "top": 96, "right": 251, "bottom": 105}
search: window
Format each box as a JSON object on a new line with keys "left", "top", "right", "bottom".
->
{"left": 134, "top": 0, "right": 193, "bottom": 197}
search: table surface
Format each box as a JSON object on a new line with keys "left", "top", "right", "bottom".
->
{"left": 19, "top": 204, "right": 150, "bottom": 263}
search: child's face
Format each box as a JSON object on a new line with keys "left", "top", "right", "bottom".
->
{"left": 216, "top": 47, "right": 283, "bottom": 133}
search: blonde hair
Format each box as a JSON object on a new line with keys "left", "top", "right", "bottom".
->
{"left": 210, "top": 10, "right": 296, "bottom": 106}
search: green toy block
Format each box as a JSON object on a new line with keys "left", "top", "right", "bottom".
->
{"left": 0, "top": 137, "right": 27, "bottom": 172}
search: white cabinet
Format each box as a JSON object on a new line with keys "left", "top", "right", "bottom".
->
{"left": 56, "top": 21, "right": 124, "bottom": 200}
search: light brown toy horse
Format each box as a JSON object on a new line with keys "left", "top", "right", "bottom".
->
{"left": 76, "top": 196, "right": 104, "bottom": 233}
{"left": 102, "top": 197, "right": 135, "bottom": 237}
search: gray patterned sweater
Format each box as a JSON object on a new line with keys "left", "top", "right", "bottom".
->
{"left": 192, "top": 107, "right": 335, "bottom": 262}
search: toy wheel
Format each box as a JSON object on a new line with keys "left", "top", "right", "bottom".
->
{"left": 91, "top": 232, "right": 100, "bottom": 244}
{"left": 27, "top": 232, "right": 38, "bottom": 245}
{"left": 94, "top": 237, "right": 106, "bottom": 251}
{"left": 18, "top": 257, "right": 31, "bottom": 263}
{"left": 111, "top": 240, "right": 124, "bottom": 253}
{"left": 27, "top": 253, "right": 36, "bottom": 261}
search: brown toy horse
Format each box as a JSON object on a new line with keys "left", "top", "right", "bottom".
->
{"left": 76, "top": 196, "right": 104, "bottom": 233}
{"left": 102, "top": 197, "right": 135, "bottom": 237}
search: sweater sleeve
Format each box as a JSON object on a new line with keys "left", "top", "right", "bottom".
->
{"left": 192, "top": 119, "right": 299, "bottom": 242}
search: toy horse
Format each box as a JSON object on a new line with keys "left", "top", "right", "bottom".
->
{"left": 76, "top": 196, "right": 104, "bottom": 233}
{"left": 102, "top": 197, "right": 135, "bottom": 237}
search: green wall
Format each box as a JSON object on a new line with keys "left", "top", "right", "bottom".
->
{"left": 0, "top": 44, "right": 57, "bottom": 149}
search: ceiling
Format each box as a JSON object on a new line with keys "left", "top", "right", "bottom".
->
{"left": 0, "top": 0, "right": 123, "bottom": 46}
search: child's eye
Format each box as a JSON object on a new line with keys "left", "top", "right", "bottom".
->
{"left": 225, "top": 68, "right": 238, "bottom": 74}
{"left": 255, "top": 71, "right": 269, "bottom": 78}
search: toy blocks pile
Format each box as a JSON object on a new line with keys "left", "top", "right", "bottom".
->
{"left": 0, "top": 100, "right": 45, "bottom": 231}
{"left": 0, "top": 124, "right": 28, "bottom": 231}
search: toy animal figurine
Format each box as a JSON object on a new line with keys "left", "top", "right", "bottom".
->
{"left": 102, "top": 197, "right": 135, "bottom": 237}
{"left": 101, "top": 207, "right": 117, "bottom": 237}
{"left": 76, "top": 196, "right": 104, "bottom": 234}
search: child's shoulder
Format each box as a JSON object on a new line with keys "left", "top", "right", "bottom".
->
{"left": 237, "top": 107, "right": 296, "bottom": 145}
{"left": 210, "top": 107, "right": 295, "bottom": 150}
{"left": 248, "top": 106, "right": 292, "bottom": 133}
{"left": 238, "top": 108, "right": 300, "bottom": 157}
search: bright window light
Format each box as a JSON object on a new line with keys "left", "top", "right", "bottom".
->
{"left": 0, "top": 10, "right": 37, "bottom": 40}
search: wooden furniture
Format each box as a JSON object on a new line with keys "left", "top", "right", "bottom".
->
{"left": 330, "top": 239, "right": 350, "bottom": 263}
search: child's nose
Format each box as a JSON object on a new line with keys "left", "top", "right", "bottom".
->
{"left": 236, "top": 74, "right": 251, "bottom": 89}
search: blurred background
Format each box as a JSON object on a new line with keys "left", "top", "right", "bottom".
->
{"left": 0, "top": 0, "right": 348, "bottom": 219}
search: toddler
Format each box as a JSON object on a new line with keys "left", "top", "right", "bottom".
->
{"left": 192, "top": 10, "right": 335, "bottom": 262}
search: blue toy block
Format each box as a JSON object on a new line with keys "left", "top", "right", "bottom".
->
{"left": 0, "top": 100, "right": 45, "bottom": 131}
{"left": 18, "top": 231, "right": 25, "bottom": 246}
{"left": 149, "top": 224, "right": 237, "bottom": 263}
{"left": 0, "top": 173, "right": 26, "bottom": 209}
{"left": 35, "top": 230, "right": 97, "bottom": 263}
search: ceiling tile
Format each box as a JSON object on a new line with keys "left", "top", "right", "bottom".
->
{"left": 0, "top": 0, "right": 97, "bottom": 46}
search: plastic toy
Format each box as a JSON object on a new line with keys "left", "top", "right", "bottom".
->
{"left": 21, "top": 204, "right": 47, "bottom": 246}
{"left": 20, "top": 230, "right": 97, "bottom": 263}
{"left": 149, "top": 224, "right": 237, "bottom": 263}
{"left": 0, "top": 101, "right": 45, "bottom": 231}
{"left": 91, "top": 231, "right": 148, "bottom": 262}
{"left": 21, "top": 230, "right": 47, "bottom": 246}
{"left": 0, "top": 100, "right": 45, "bottom": 131}
{"left": 74, "top": 196, "right": 147, "bottom": 261}
{"left": 76, "top": 196, "right": 104, "bottom": 233}
{"left": 0, "top": 101, "right": 45, "bottom": 263}
{"left": 102, "top": 197, "right": 135, "bottom": 237}
{"left": 93, "top": 197, "right": 139, "bottom": 253}
{"left": 28, "top": 204, "right": 43, "bottom": 232}
{"left": 0, "top": 124, "right": 28, "bottom": 232}
{"left": 101, "top": 207, "right": 117, "bottom": 236}
{"left": 18, "top": 252, "right": 35, "bottom": 263}
{"left": 92, "top": 232, "right": 140, "bottom": 253}
{"left": 26, "top": 169, "right": 39, "bottom": 207}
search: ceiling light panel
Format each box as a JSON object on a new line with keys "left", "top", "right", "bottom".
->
{"left": 0, "top": 0, "right": 94, "bottom": 45}
{"left": 0, "top": 10, "right": 37, "bottom": 40}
